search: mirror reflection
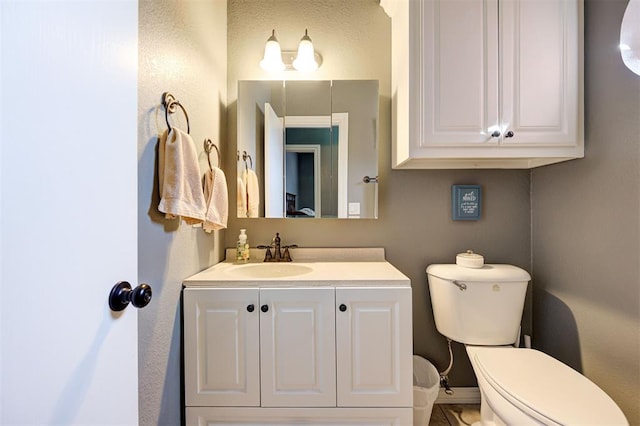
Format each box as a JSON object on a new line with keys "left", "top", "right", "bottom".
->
{"left": 237, "top": 80, "right": 379, "bottom": 219}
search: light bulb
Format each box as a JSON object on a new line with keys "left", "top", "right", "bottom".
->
{"left": 260, "top": 30, "right": 285, "bottom": 72}
{"left": 293, "top": 29, "right": 318, "bottom": 72}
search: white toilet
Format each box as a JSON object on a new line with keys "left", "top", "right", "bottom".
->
{"left": 427, "top": 261, "right": 628, "bottom": 425}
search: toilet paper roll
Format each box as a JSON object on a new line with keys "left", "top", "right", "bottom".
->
{"left": 456, "top": 250, "right": 484, "bottom": 268}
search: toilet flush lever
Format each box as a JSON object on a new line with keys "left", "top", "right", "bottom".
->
{"left": 452, "top": 280, "right": 467, "bottom": 291}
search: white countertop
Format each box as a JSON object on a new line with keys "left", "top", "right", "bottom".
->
{"left": 183, "top": 248, "right": 410, "bottom": 288}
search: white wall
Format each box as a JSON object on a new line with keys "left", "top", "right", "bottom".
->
{"left": 531, "top": 0, "right": 640, "bottom": 422}
{"left": 137, "top": 1, "right": 227, "bottom": 424}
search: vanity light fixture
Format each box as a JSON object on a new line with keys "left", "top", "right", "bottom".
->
{"left": 260, "top": 29, "right": 322, "bottom": 73}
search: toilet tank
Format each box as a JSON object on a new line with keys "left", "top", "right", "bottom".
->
{"left": 426, "top": 264, "right": 530, "bottom": 345}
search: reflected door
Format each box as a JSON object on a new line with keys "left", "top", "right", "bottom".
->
{"left": 264, "top": 102, "right": 285, "bottom": 217}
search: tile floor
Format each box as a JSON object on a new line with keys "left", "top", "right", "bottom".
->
{"left": 428, "top": 404, "right": 481, "bottom": 426}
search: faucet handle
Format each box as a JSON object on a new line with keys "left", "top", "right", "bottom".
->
{"left": 257, "top": 245, "right": 273, "bottom": 262}
{"left": 281, "top": 245, "right": 298, "bottom": 262}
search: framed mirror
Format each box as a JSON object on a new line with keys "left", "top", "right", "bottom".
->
{"left": 237, "top": 80, "right": 379, "bottom": 219}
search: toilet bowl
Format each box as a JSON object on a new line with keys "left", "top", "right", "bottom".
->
{"left": 427, "top": 263, "right": 628, "bottom": 425}
{"left": 467, "top": 346, "right": 627, "bottom": 425}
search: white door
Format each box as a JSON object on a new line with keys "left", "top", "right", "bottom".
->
{"left": 183, "top": 288, "right": 260, "bottom": 407}
{"left": 264, "top": 103, "right": 285, "bottom": 218}
{"left": 335, "top": 287, "right": 413, "bottom": 407}
{"left": 260, "top": 288, "right": 336, "bottom": 407}
{"left": 0, "top": 2, "right": 139, "bottom": 425}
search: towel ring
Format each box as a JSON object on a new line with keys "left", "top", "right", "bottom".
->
{"left": 204, "top": 139, "right": 221, "bottom": 170}
{"left": 242, "top": 151, "right": 253, "bottom": 170}
{"left": 162, "top": 92, "right": 190, "bottom": 134}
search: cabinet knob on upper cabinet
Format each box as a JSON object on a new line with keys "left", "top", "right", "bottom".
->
{"left": 247, "top": 304, "right": 255, "bottom": 312}
{"left": 491, "top": 130, "right": 501, "bottom": 138}
{"left": 261, "top": 304, "right": 269, "bottom": 313}
{"left": 505, "top": 131, "right": 514, "bottom": 138}
{"left": 339, "top": 304, "right": 347, "bottom": 312}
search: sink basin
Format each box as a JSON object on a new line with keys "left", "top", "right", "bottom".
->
{"left": 228, "top": 263, "right": 314, "bottom": 279}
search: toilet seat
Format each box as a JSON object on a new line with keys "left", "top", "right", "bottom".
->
{"left": 468, "top": 347, "right": 628, "bottom": 425}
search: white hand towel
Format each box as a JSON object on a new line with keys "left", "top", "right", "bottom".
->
{"left": 158, "top": 128, "right": 206, "bottom": 224}
{"left": 203, "top": 166, "right": 228, "bottom": 232}
{"left": 243, "top": 169, "right": 260, "bottom": 218}
{"left": 237, "top": 176, "right": 247, "bottom": 218}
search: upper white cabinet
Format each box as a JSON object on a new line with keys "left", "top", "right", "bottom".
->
{"left": 389, "top": 0, "right": 584, "bottom": 169}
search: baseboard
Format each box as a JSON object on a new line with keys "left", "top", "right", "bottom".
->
{"left": 434, "top": 387, "right": 481, "bottom": 404}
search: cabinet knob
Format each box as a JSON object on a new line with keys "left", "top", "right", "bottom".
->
{"left": 261, "top": 304, "right": 269, "bottom": 313}
{"left": 505, "top": 131, "right": 514, "bottom": 138}
{"left": 339, "top": 304, "right": 347, "bottom": 312}
{"left": 247, "top": 304, "right": 255, "bottom": 312}
{"left": 491, "top": 130, "right": 501, "bottom": 138}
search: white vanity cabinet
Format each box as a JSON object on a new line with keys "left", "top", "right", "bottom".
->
{"left": 183, "top": 253, "right": 412, "bottom": 425}
{"left": 389, "top": 0, "right": 583, "bottom": 169}
{"left": 184, "top": 287, "right": 338, "bottom": 408}
{"left": 336, "top": 287, "right": 412, "bottom": 408}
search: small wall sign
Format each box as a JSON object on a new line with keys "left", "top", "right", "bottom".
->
{"left": 452, "top": 185, "right": 482, "bottom": 220}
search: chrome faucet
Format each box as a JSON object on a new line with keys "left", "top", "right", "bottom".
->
{"left": 258, "top": 233, "right": 297, "bottom": 262}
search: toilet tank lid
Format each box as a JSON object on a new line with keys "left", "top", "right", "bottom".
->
{"left": 426, "top": 264, "right": 531, "bottom": 282}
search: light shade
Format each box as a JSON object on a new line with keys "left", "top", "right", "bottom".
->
{"left": 260, "top": 30, "right": 286, "bottom": 72}
{"left": 292, "top": 29, "right": 319, "bottom": 72}
{"left": 620, "top": 0, "right": 640, "bottom": 76}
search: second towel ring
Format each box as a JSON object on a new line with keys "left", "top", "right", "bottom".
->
{"left": 163, "top": 92, "right": 190, "bottom": 134}
{"left": 204, "top": 139, "right": 221, "bottom": 170}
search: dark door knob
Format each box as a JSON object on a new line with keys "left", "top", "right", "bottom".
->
{"left": 261, "top": 304, "right": 269, "bottom": 313}
{"left": 109, "top": 281, "right": 152, "bottom": 312}
{"left": 247, "top": 304, "right": 255, "bottom": 312}
{"left": 339, "top": 304, "right": 347, "bottom": 312}
{"left": 505, "top": 131, "right": 514, "bottom": 138}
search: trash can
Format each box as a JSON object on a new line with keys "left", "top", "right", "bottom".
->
{"left": 413, "top": 355, "right": 440, "bottom": 426}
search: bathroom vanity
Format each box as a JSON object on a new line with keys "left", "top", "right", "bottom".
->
{"left": 182, "top": 248, "right": 413, "bottom": 425}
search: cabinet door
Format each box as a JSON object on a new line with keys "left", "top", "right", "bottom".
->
{"left": 260, "top": 287, "right": 336, "bottom": 407}
{"left": 335, "top": 287, "right": 413, "bottom": 407}
{"left": 420, "top": 0, "right": 500, "bottom": 147}
{"left": 500, "top": 0, "right": 581, "bottom": 147}
{"left": 183, "top": 288, "right": 260, "bottom": 407}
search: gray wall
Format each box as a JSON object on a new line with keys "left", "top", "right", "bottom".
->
{"left": 137, "top": 1, "right": 227, "bottom": 425}
{"left": 531, "top": 0, "right": 640, "bottom": 422}
{"left": 227, "top": 0, "right": 532, "bottom": 387}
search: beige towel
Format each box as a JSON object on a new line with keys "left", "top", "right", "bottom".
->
{"left": 237, "top": 176, "right": 247, "bottom": 218}
{"left": 243, "top": 169, "right": 260, "bottom": 218}
{"left": 158, "top": 128, "right": 206, "bottom": 224}
{"left": 202, "top": 167, "right": 228, "bottom": 232}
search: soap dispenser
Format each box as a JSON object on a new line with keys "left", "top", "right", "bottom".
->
{"left": 236, "top": 229, "right": 250, "bottom": 263}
